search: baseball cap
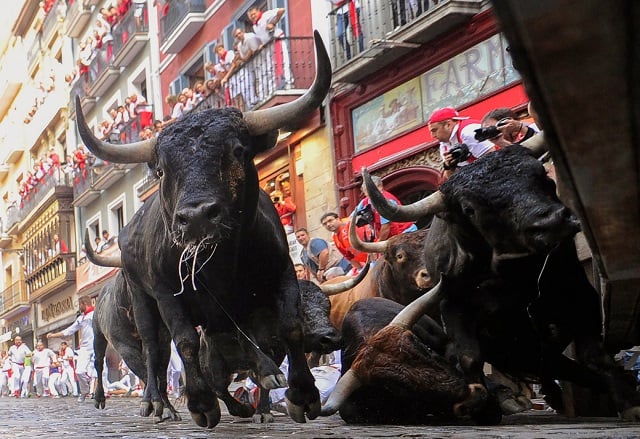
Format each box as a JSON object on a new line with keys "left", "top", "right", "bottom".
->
{"left": 428, "top": 107, "right": 470, "bottom": 124}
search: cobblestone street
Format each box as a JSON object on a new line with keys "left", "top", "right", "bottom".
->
{"left": 1, "top": 395, "right": 639, "bottom": 438}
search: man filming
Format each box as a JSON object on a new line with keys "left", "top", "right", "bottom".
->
{"left": 427, "top": 107, "right": 495, "bottom": 180}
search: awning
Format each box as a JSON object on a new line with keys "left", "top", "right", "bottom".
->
{"left": 0, "top": 331, "right": 13, "bottom": 343}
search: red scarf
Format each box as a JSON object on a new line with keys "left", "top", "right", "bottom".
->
{"left": 349, "top": 1, "right": 361, "bottom": 38}
{"left": 219, "top": 50, "right": 227, "bottom": 62}
{"left": 83, "top": 305, "right": 95, "bottom": 315}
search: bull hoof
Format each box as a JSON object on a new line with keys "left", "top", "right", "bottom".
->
{"left": 166, "top": 408, "right": 182, "bottom": 422}
{"left": 140, "top": 401, "right": 153, "bottom": 417}
{"left": 152, "top": 401, "right": 165, "bottom": 423}
{"left": 260, "top": 373, "right": 287, "bottom": 390}
{"left": 252, "top": 413, "right": 275, "bottom": 423}
{"left": 94, "top": 397, "right": 106, "bottom": 410}
{"left": 285, "top": 396, "right": 321, "bottom": 423}
{"left": 620, "top": 407, "right": 640, "bottom": 421}
{"left": 227, "top": 402, "right": 256, "bottom": 418}
{"left": 190, "top": 408, "right": 221, "bottom": 428}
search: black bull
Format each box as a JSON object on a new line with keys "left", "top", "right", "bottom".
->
{"left": 76, "top": 31, "right": 332, "bottom": 428}
{"left": 365, "top": 144, "right": 640, "bottom": 421}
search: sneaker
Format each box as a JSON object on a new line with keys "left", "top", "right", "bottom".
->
{"left": 77, "top": 393, "right": 88, "bottom": 402}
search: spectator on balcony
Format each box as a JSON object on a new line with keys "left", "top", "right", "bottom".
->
{"left": 53, "top": 234, "right": 68, "bottom": 254}
{"left": 97, "top": 230, "right": 116, "bottom": 253}
{"left": 215, "top": 44, "right": 237, "bottom": 105}
{"left": 192, "top": 81, "right": 206, "bottom": 105}
{"left": 182, "top": 87, "right": 196, "bottom": 112}
{"left": 223, "top": 28, "right": 262, "bottom": 106}
{"left": 248, "top": 6, "right": 292, "bottom": 89}
{"left": 73, "top": 144, "right": 89, "bottom": 179}
{"left": 78, "top": 40, "right": 94, "bottom": 73}
{"left": 153, "top": 119, "right": 164, "bottom": 135}
{"left": 48, "top": 147, "right": 61, "bottom": 169}
{"left": 133, "top": 0, "right": 147, "bottom": 29}
{"left": 327, "top": 0, "right": 364, "bottom": 60}
{"left": 116, "top": 0, "right": 130, "bottom": 20}
{"left": 163, "top": 94, "right": 184, "bottom": 126}
{"left": 99, "top": 7, "right": 116, "bottom": 27}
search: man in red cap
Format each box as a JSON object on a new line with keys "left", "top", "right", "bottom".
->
{"left": 427, "top": 107, "right": 495, "bottom": 179}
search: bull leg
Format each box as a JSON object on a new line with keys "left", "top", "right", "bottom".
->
{"left": 93, "top": 328, "right": 108, "bottom": 410}
{"left": 157, "top": 326, "right": 182, "bottom": 422}
{"left": 156, "top": 299, "right": 220, "bottom": 428}
{"left": 129, "top": 291, "right": 166, "bottom": 423}
{"left": 253, "top": 385, "right": 275, "bottom": 423}
{"left": 276, "top": 274, "right": 320, "bottom": 422}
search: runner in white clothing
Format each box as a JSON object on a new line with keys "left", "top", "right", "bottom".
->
{"left": 47, "top": 295, "right": 95, "bottom": 402}
{"left": 32, "top": 341, "right": 57, "bottom": 397}
{"left": 7, "top": 336, "right": 32, "bottom": 398}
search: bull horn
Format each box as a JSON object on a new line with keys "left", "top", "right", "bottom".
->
{"left": 349, "top": 209, "right": 388, "bottom": 253}
{"left": 75, "top": 96, "right": 156, "bottom": 164}
{"left": 84, "top": 230, "right": 122, "bottom": 268}
{"left": 319, "top": 261, "right": 370, "bottom": 296}
{"left": 363, "top": 168, "right": 446, "bottom": 222}
{"left": 521, "top": 132, "right": 547, "bottom": 158}
{"left": 320, "top": 369, "right": 363, "bottom": 416}
{"left": 242, "top": 30, "right": 332, "bottom": 135}
{"left": 390, "top": 279, "right": 443, "bottom": 329}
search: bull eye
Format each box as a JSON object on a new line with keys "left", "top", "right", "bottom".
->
{"left": 462, "top": 204, "right": 475, "bottom": 217}
{"left": 396, "top": 251, "right": 406, "bottom": 262}
{"left": 156, "top": 168, "right": 164, "bottom": 178}
{"left": 232, "top": 145, "right": 244, "bottom": 160}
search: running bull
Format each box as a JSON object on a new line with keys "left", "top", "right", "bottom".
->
{"left": 75, "top": 31, "right": 332, "bottom": 428}
{"left": 365, "top": 142, "right": 640, "bottom": 422}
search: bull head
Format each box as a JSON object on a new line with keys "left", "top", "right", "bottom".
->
{"left": 320, "top": 279, "right": 444, "bottom": 416}
{"left": 75, "top": 31, "right": 332, "bottom": 164}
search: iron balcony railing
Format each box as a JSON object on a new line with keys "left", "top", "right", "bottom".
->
{"left": 112, "top": 1, "right": 149, "bottom": 55}
{"left": 191, "top": 36, "right": 315, "bottom": 114}
{"left": 16, "top": 167, "right": 73, "bottom": 224}
{"left": 327, "top": 0, "right": 470, "bottom": 69}
{"left": 0, "top": 280, "right": 28, "bottom": 316}
{"left": 160, "top": 0, "right": 206, "bottom": 44}
{"left": 42, "top": 0, "right": 62, "bottom": 43}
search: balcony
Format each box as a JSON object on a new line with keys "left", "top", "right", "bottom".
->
{"left": 136, "top": 172, "right": 159, "bottom": 201}
{"left": 12, "top": 168, "right": 74, "bottom": 230}
{"left": 112, "top": 2, "right": 150, "bottom": 68}
{"left": 0, "top": 280, "right": 29, "bottom": 319}
{"left": 24, "top": 89, "right": 68, "bottom": 152}
{"left": 328, "top": 0, "right": 484, "bottom": 84}
{"left": 26, "top": 253, "right": 76, "bottom": 302}
{"left": 42, "top": 0, "right": 63, "bottom": 46}
{"left": 88, "top": 49, "right": 121, "bottom": 97}
{"left": 72, "top": 160, "right": 136, "bottom": 207}
{"left": 160, "top": 0, "right": 206, "bottom": 54}
{"left": 191, "top": 36, "right": 316, "bottom": 114}
{"left": 0, "top": 49, "right": 26, "bottom": 116}
{"left": 65, "top": 0, "right": 92, "bottom": 38}
{"left": 6, "top": 205, "right": 20, "bottom": 235}
{"left": 68, "top": 76, "right": 96, "bottom": 120}
{"left": 0, "top": 233, "right": 12, "bottom": 248}
{"left": 26, "top": 36, "right": 42, "bottom": 75}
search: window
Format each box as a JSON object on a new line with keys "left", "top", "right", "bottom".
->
{"left": 169, "top": 75, "right": 190, "bottom": 96}
{"left": 108, "top": 195, "right": 126, "bottom": 236}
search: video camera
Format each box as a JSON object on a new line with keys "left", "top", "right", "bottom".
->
{"left": 355, "top": 204, "right": 375, "bottom": 227}
{"left": 448, "top": 143, "right": 471, "bottom": 164}
{"left": 474, "top": 126, "right": 501, "bottom": 142}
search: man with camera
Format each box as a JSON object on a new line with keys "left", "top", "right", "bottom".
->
{"left": 354, "top": 175, "right": 417, "bottom": 241}
{"left": 427, "top": 107, "right": 495, "bottom": 180}
{"left": 478, "top": 107, "right": 538, "bottom": 150}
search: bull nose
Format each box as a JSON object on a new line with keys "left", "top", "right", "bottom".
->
{"left": 176, "top": 202, "right": 221, "bottom": 228}
{"left": 527, "top": 205, "right": 580, "bottom": 245}
{"left": 415, "top": 269, "right": 432, "bottom": 289}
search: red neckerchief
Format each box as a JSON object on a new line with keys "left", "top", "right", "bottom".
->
{"left": 219, "top": 50, "right": 227, "bottom": 61}
{"left": 253, "top": 11, "right": 263, "bottom": 25}
{"left": 83, "top": 305, "right": 95, "bottom": 316}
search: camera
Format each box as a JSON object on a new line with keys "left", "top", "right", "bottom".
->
{"left": 474, "top": 126, "right": 501, "bottom": 142}
{"left": 355, "top": 204, "right": 375, "bottom": 227}
{"left": 448, "top": 143, "right": 471, "bottom": 163}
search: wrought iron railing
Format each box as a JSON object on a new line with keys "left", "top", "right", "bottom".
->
{"left": 159, "top": 0, "right": 206, "bottom": 44}
{"left": 17, "top": 167, "right": 73, "bottom": 223}
{"left": 112, "top": 2, "right": 149, "bottom": 55}
{"left": 327, "top": 0, "right": 466, "bottom": 68}
{"left": 0, "top": 280, "right": 28, "bottom": 316}
{"left": 191, "top": 36, "right": 315, "bottom": 114}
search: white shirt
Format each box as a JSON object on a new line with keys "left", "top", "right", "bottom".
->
{"left": 253, "top": 9, "right": 285, "bottom": 44}
{"left": 238, "top": 32, "right": 261, "bottom": 60}
{"left": 32, "top": 348, "right": 56, "bottom": 369}
{"left": 8, "top": 343, "right": 31, "bottom": 364}
{"left": 439, "top": 122, "right": 494, "bottom": 167}
{"left": 62, "top": 309, "right": 94, "bottom": 351}
{"left": 60, "top": 346, "right": 75, "bottom": 367}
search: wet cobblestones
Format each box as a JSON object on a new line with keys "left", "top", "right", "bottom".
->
{"left": 1, "top": 395, "right": 639, "bottom": 438}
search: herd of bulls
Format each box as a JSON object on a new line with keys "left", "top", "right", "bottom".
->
{"left": 76, "top": 32, "right": 640, "bottom": 430}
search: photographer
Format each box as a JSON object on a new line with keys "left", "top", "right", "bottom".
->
{"left": 427, "top": 107, "right": 495, "bottom": 180}
{"left": 270, "top": 190, "right": 296, "bottom": 234}
{"left": 478, "top": 107, "right": 538, "bottom": 149}
{"left": 354, "top": 175, "right": 417, "bottom": 241}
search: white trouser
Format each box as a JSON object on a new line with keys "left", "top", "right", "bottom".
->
{"left": 11, "top": 363, "right": 24, "bottom": 393}
{"left": 20, "top": 366, "right": 32, "bottom": 396}
{"left": 61, "top": 364, "right": 77, "bottom": 396}
{"left": 48, "top": 372, "right": 67, "bottom": 396}
{"left": 33, "top": 367, "right": 50, "bottom": 396}
{"left": 0, "top": 370, "right": 11, "bottom": 394}
{"left": 75, "top": 349, "right": 94, "bottom": 395}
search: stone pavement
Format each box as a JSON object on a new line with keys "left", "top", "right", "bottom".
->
{"left": 0, "top": 395, "right": 639, "bottom": 438}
